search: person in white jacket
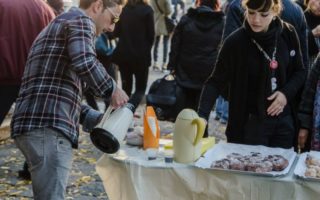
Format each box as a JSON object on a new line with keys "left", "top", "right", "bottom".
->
{"left": 150, "top": 0, "right": 172, "bottom": 71}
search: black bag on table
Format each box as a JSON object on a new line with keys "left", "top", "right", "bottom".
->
{"left": 146, "top": 74, "right": 184, "bottom": 122}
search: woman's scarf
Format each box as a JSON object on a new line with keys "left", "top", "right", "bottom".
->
{"left": 243, "top": 17, "right": 284, "bottom": 118}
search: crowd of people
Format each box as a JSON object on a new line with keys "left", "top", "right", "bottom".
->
{"left": 0, "top": 0, "right": 319, "bottom": 199}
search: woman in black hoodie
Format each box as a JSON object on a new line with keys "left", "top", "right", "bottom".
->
{"left": 112, "top": 0, "right": 155, "bottom": 110}
{"left": 198, "top": 0, "right": 306, "bottom": 148}
{"left": 167, "top": 0, "right": 225, "bottom": 115}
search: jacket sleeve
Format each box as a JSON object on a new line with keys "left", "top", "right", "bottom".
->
{"left": 198, "top": 38, "right": 233, "bottom": 120}
{"left": 294, "top": 6, "right": 309, "bottom": 70}
{"left": 80, "top": 104, "right": 103, "bottom": 132}
{"left": 167, "top": 16, "right": 187, "bottom": 71}
{"left": 222, "top": 0, "right": 244, "bottom": 40}
{"left": 308, "top": 28, "right": 319, "bottom": 57}
{"left": 298, "top": 56, "right": 320, "bottom": 130}
{"left": 67, "top": 16, "right": 115, "bottom": 99}
{"left": 279, "top": 28, "right": 307, "bottom": 101}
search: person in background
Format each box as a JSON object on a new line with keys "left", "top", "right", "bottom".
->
{"left": 0, "top": 0, "right": 55, "bottom": 180}
{"left": 10, "top": 0, "right": 128, "bottom": 199}
{"left": 198, "top": 0, "right": 306, "bottom": 148}
{"left": 301, "top": 0, "right": 320, "bottom": 66}
{"left": 298, "top": 53, "right": 320, "bottom": 152}
{"left": 112, "top": 0, "right": 155, "bottom": 110}
{"left": 150, "top": 0, "right": 172, "bottom": 71}
{"left": 171, "top": 0, "right": 186, "bottom": 20}
{"left": 214, "top": 96, "right": 229, "bottom": 124}
{"left": 96, "top": 32, "right": 118, "bottom": 81}
{"left": 212, "top": 0, "right": 233, "bottom": 126}
{"left": 47, "top": 0, "right": 65, "bottom": 16}
{"left": 221, "top": 0, "right": 233, "bottom": 13}
{"left": 168, "top": 0, "right": 225, "bottom": 136}
{"left": 84, "top": 32, "right": 118, "bottom": 111}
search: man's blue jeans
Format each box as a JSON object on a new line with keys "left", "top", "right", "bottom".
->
{"left": 15, "top": 128, "right": 73, "bottom": 200}
{"left": 153, "top": 35, "right": 169, "bottom": 65}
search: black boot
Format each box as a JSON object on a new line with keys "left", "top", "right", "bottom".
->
{"left": 18, "top": 161, "right": 31, "bottom": 180}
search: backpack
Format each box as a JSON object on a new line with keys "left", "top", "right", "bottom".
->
{"left": 146, "top": 74, "right": 184, "bottom": 122}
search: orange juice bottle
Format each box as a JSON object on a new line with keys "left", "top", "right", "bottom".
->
{"left": 143, "top": 106, "right": 160, "bottom": 149}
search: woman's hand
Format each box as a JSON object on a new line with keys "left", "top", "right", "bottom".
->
{"left": 267, "top": 91, "right": 287, "bottom": 116}
{"left": 298, "top": 129, "right": 309, "bottom": 150}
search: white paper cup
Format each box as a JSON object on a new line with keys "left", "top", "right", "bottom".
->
{"left": 164, "top": 149, "right": 173, "bottom": 163}
{"left": 146, "top": 148, "right": 158, "bottom": 160}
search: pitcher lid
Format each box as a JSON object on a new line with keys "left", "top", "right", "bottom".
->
{"left": 177, "top": 109, "right": 199, "bottom": 120}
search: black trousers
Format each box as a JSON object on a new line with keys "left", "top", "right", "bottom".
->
{"left": 243, "top": 114, "right": 295, "bottom": 149}
{"left": 119, "top": 65, "right": 149, "bottom": 110}
{"left": 175, "top": 87, "right": 210, "bottom": 137}
{"left": 178, "top": 87, "right": 201, "bottom": 112}
{"left": 0, "top": 85, "right": 29, "bottom": 177}
{"left": 0, "top": 85, "right": 20, "bottom": 125}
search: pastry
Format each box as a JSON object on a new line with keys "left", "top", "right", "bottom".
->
{"left": 211, "top": 152, "right": 289, "bottom": 173}
{"left": 304, "top": 154, "right": 320, "bottom": 178}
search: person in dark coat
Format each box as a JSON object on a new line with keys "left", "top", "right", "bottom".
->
{"left": 298, "top": 53, "right": 320, "bottom": 152}
{"left": 112, "top": 0, "right": 155, "bottom": 110}
{"left": 0, "top": 0, "right": 55, "bottom": 180}
{"left": 167, "top": 0, "right": 225, "bottom": 123}
{"left": 0, "top": 0, "right": 54, "bottom": 128}
{"left": 198, "top": 0, "right": 307, "bottom": 148}
{"left": 223, "top": 0, "right": 309, "bottom": 68}
{"left": 298, "top": 0, "right": 320, "bottom": 66}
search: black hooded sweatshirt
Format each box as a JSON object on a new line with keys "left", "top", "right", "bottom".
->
{"left": 167, "top": 6, "right": 225, "bottom": 89}
{"left": 112, "top": 3, "right": 155, "bottom": 68}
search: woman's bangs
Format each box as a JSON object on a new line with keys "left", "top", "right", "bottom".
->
{"left": 246, "top": 0, "right": 273, "bottom": 12}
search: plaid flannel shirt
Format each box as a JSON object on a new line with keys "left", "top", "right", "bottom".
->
{"left": 11, "top": 7, "right": 114, "bottom": 148}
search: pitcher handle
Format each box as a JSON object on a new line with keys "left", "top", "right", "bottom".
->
{"left": 192, "top": 118, "right": 206, "bottom": 145}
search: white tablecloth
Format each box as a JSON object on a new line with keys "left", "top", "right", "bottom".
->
{"left": 96, "top": 145, "right": 320, "bottom": 200}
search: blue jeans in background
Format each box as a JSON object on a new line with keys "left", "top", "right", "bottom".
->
{"left": 215, "top": 96, "right": 229, "bottom": 123}
{"left": 153, "top": 35, "right": 169, "bottom": 69}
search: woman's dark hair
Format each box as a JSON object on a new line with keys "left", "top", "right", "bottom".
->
{"left": 242, "top": 0, "right": 282, "bottom": 14}
{"left": 196, "top": 0, "right": 219, "bottom": 9}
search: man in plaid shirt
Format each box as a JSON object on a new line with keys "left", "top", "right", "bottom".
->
{"left": 10, "top": 0, "right": 128, "bottom": 199}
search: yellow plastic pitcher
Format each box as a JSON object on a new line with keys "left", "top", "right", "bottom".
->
{"left": 173, "top": 109, "right": 205, "bottom": 163}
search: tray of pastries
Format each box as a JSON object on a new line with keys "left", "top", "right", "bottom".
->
{"left": 195, "top": 143, "right": 297, "bottom": 177}
{"left": 294, "top": 151, "right": 320, "bottom": 181}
